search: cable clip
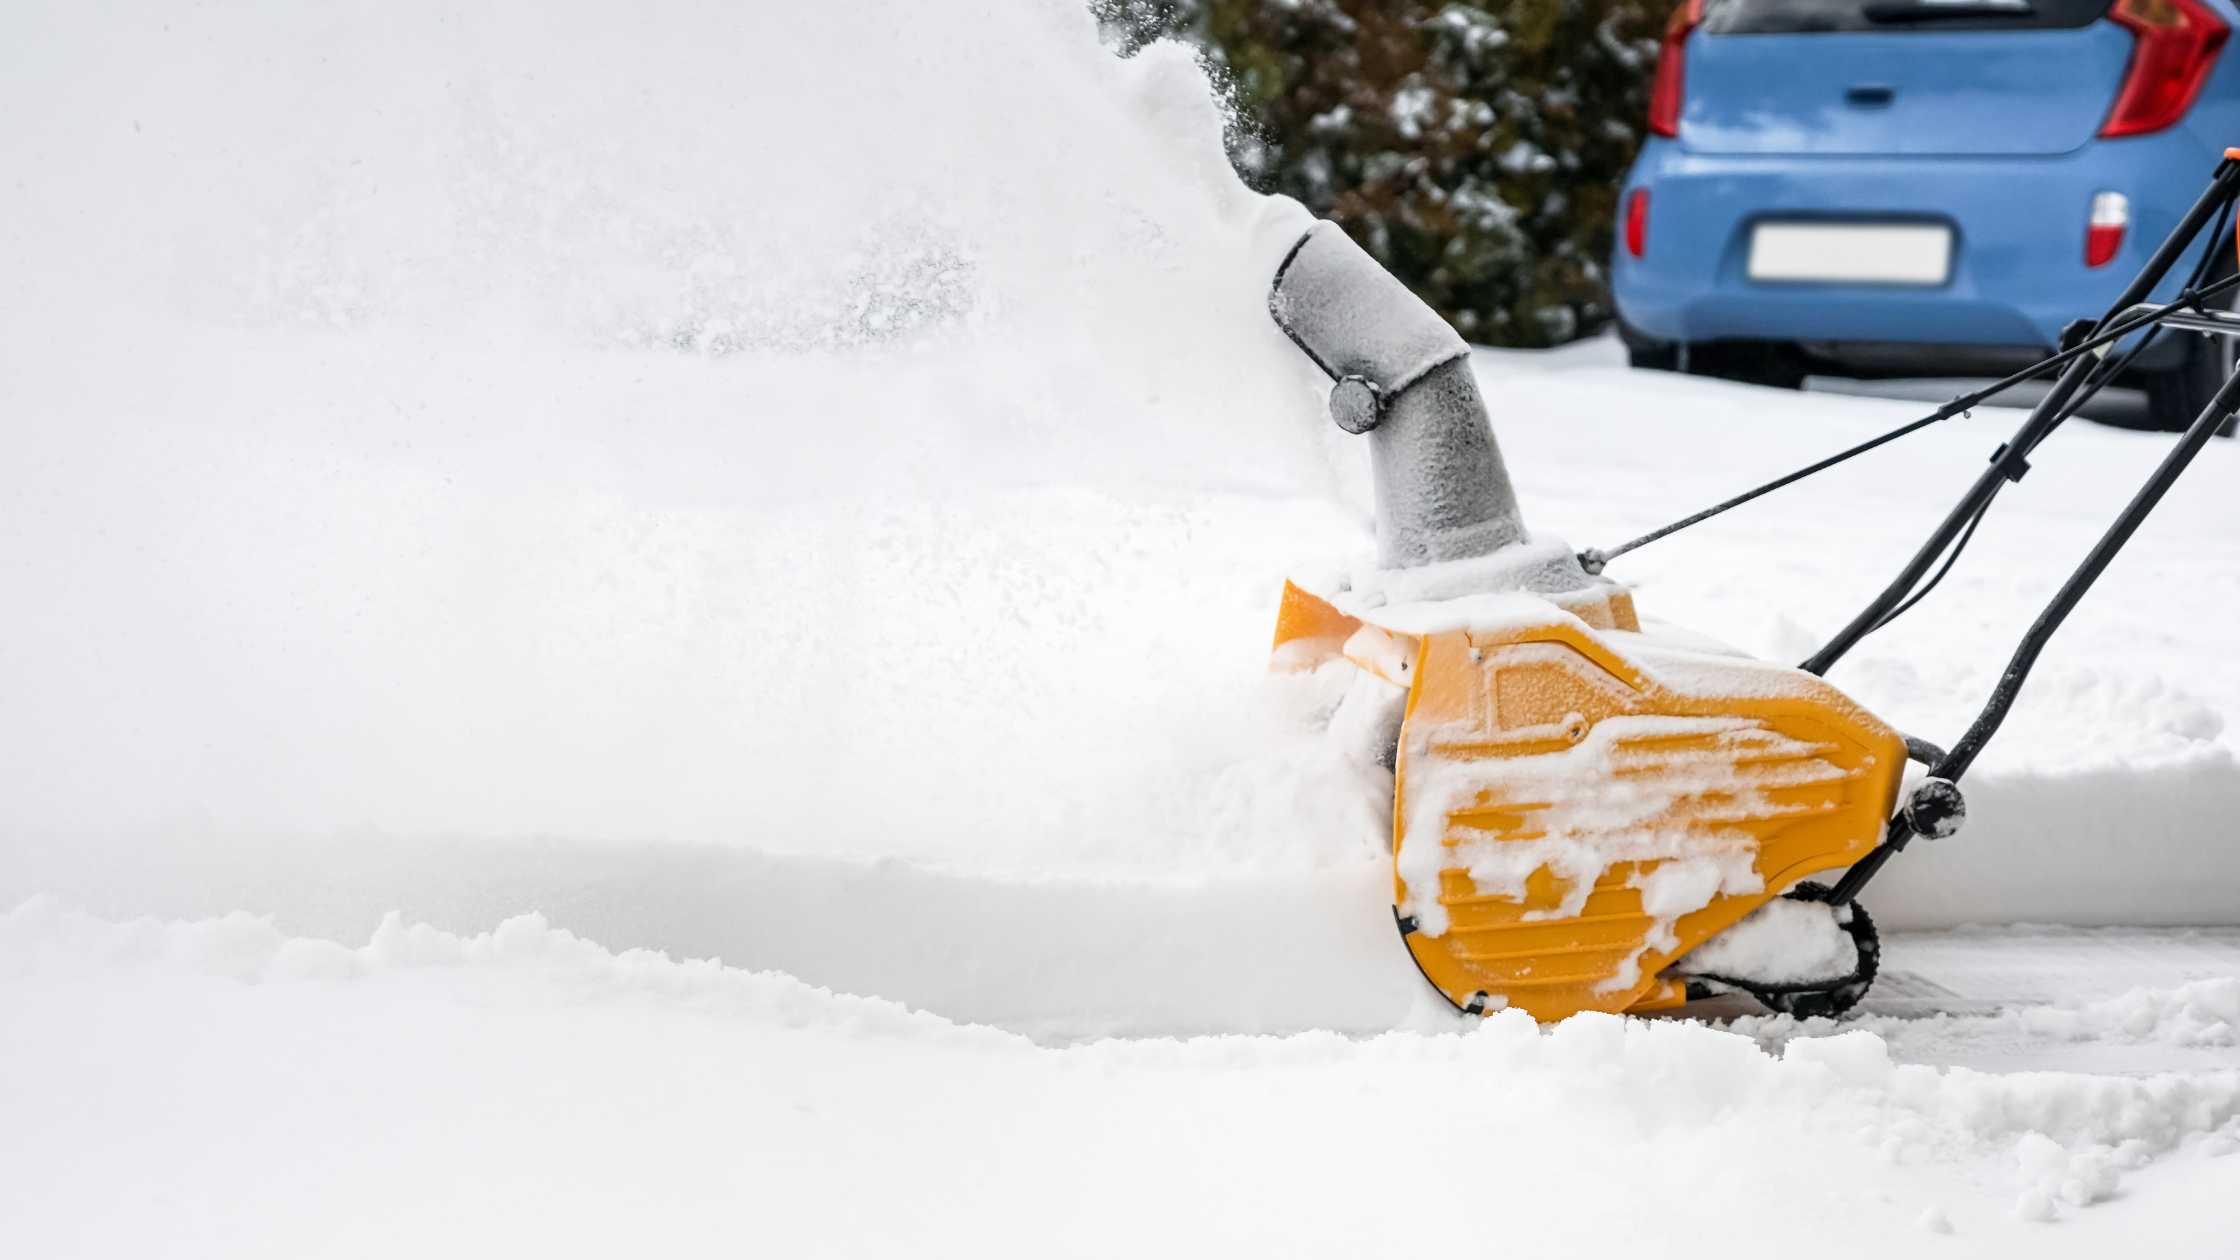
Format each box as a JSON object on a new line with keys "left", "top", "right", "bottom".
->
{"left": 1989, "top": 442, "right": 2030, "bottom": 482}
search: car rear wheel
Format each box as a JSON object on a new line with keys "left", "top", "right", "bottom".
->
{"left": 1625, "top": 341, "right": 1680, "bottom": 372}
{"left": 1619, "top": 320, "right": 1804, "bottom": 390}
{"left": 1685, "top": 340, "right": 1807, "bottom": 391}
{"left": 2140, "top": 332, "right": 2240, "bottom": 438}
{"left": 1618, "top": 316, "right": 1678, "bottom": 371}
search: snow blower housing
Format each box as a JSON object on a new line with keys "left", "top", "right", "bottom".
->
{"left": 1270, "top": 152, "right": 2240, "bottom": 1020}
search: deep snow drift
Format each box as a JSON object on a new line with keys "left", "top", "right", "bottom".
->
{"left": 4, "top": 0, "right": 2240, "bottom": 1250}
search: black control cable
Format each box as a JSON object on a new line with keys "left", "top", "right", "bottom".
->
{"left": 1578, "top": 266, "right": 2240, "bottom": 579}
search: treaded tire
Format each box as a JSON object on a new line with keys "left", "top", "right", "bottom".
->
{"left": 1751, "top": 882, "right": 1879, "bottom": 1020}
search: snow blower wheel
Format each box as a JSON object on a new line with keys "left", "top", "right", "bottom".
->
{"left": 1267, "top": 150, "right": 2240, "bottom": 1024}
{"left": 1682, "top": 883, "right": 1881, "bottom": 1020}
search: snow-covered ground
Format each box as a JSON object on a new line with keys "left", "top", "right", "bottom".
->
{"left": 4, "top": 0, "right": 2239, "bottom": 1252}
{"left": 8, "top": 901, "right": 2240, "bottom": 1257}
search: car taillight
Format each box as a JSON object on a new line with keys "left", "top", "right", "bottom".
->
{"left": 1626, "top": 189, "right": 1650, "bottom": 258}
{"left": 1647, "top": 0, "right": 1704, "bottom": 139}
{"left": 2101, "top": 0, "right": 2229, "bottom": 138}
{"left": 2087, "top": 190, "right": 2130, "bottom": 267}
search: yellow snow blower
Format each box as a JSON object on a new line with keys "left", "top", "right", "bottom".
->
{"left": 1270, "top": 151, "right": 2240, "bottom": 1021}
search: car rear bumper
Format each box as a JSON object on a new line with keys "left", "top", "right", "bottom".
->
{"left": 1611, "top": 133, "right": 2223, "bottom": 368}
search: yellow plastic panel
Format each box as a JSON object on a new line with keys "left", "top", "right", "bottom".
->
{"left": 1390, "top": 616, "right": 1904, "bottom": 1021}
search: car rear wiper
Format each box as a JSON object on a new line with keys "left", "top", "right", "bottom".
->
{"left": 1861, "top": 0, "right": 2036, "bottom": 21}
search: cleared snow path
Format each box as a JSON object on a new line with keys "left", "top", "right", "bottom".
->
{"left": 1710, "top": 925, "right": 2240, "bottom": 1075}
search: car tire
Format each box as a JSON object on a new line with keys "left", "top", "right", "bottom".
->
{"left": 1618, "top": 317, "right": 1680, "bottom": 371}
{"left": 2141, "top": 333, "right": 2240, "bottom": 438}
{"left": 1618, "top": 320, "right": 1804, "bottom": 388}
{"left": 1686, "top": 340, "right": 1808, "bottom": 391}
{"left": 1626, "top": 342, "right": 1679, "bottom": 371}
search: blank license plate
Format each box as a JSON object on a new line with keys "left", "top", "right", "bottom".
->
{"left": 1747, "top": 222, "right": 1952, "bottom": 287}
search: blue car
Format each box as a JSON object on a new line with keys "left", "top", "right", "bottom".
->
{"left": 1612, "top": 0, "right": 2240, "bottom": 432}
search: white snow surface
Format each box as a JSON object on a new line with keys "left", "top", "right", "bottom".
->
{"left": 5, "top": 1, "right": 2240, "bottom": 1251}
{"left": 7, "top": 900, "right": 2240, "bottom": 1257}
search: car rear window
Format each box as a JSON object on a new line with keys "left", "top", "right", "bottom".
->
{"left": 1701, "top": 0, "right": 2113, "bottom": 34}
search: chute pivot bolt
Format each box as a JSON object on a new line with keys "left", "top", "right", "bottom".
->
{"left": 1328, "top": 375, "right": 1385, "bottom": 434}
